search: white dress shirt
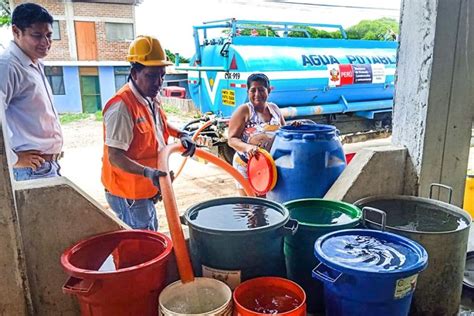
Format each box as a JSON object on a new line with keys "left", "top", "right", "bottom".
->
{"left": 0, "top": 41, "right": 63, "bottom": 164}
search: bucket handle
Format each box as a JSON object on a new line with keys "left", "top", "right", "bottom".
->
{"left": 280, "top": 218, "right": 299, "bottom": 236}
{"left": 429, "top": 183, "right": 453, "bottom": 204}
{"left": 62, "top": 276, "right": 96, "bottom": 296}
{"left": 312, "top": 262, "right": 342, "bottom": 284}
{"left": 362, "top": 207, "right": 387, "bottom": 231}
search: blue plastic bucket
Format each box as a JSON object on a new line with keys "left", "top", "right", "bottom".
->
{"left": 313, "top": 229, "right": 428, "bottom": 316}
{"left": 267, "top": 124, "right": 346, "bottom": 203}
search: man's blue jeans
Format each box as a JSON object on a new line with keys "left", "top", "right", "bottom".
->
{"left": 105, "top": 191, "right": 158, "bottom": 231}
{"left": 13, "top": 161, "right": 61, "bottom": 181}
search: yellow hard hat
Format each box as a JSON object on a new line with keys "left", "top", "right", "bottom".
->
{"left": 126, "top": 35, "right": 173, "bottom": 66}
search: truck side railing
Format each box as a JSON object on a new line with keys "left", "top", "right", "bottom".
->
{"left": 189, "top": 18, "right": 348, "bottom": 65}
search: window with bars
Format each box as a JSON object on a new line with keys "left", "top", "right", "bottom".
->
{"left": 52, "top": 21, "right": 60, "bottom": 40}
{"left": 44, "top": 66, "right": 65, "bottom": 95}
{"left": 105, "top": 23, "right": 134, "bottom": 41}
{"left": 114, "top": 66, "right": 130, "bottom": 91}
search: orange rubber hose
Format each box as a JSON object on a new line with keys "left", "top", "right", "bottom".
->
{"left": 174, "top": 120, "right": 213, "bottom": 179}
{"left": 158, "top": 143, "right": 255, "bottom": 283}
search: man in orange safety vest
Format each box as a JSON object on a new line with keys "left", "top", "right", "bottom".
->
{"left": 101, "top": 35, "right": 195, "bottom": 230}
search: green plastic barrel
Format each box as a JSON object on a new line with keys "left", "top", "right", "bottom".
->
{"left": 283, "top": 199, "right": 361, "bottom": 314}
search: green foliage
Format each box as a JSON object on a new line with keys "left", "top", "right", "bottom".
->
{"left": 59, "top": 113, "right": 92, "bottom": 124}
{"left": 226, "top": 18, "right": 398, "bottom": 41}
{"left": 237, "top": 24, "right": 278, "bottom": 37}
{"left": 94, "top": 110, "right": 103, "bottom": 121}
{"left": 0, "top": 0, "right": 11, "bottom": 27}
{"left": 165, "top": 49, "right": 190, "bottom": 64}
{"left": 161, "top": 103, "right": 181, "bottom": 116}
{"left": 288, "top": 25, "right": 342, "bottom": 39}
{"left": 222, "top": 24, "right": 278, "bottom": 37}
{"left": 346, "top": 18, "right": 398, "bottom": 40}
{"left": 60, "top": 111, "right": 103, "bottom": 124}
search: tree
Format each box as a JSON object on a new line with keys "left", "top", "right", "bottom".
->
{"left": 287, "top": 25, "right": 342, "bottom": 39}
{"left": 165, "top": 49, "right": 189, "bottom": 64}
{"left": 0, "top": 0, "right": 11, "bottom": 27}
{"left": 237, "top": 25, "right": 278, "bottom": 37}
{"left": 222, "top": 24, "right": 278, "bottom": 37}
{"left": 346, "top": 18, "right": 399, "bottom": 40}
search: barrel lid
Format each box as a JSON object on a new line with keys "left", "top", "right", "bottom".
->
{"left": 185, "top": 197, "right": 289, "bottom": 233}
{"left": 284, "top": 199, "right": 361, "bottom": 228}
{"left": 314, "top": 229, "right": 428, "bottom": 276}
{"left": 279, "top": 123, "right": 336, "bottom": 134}
{"left": 247, "top": 148, "right": 277, "bottom": 195}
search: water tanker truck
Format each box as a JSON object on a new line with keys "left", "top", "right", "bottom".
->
{"left": 176, "top": 19, "right": 397, "bottom": 162}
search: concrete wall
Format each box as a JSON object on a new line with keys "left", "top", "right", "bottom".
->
{"left": 325, "top": 145, "right": 408, "bottom": 203}
{"left": 393, "top": 0, "right": 474, "bottom": 205}
{"left": 0, "top": 116, "right": 128, "bottom": 315}
{"left": 0, "top": 123, "right": 32, "bottom": 315}
{"left": 161, "top": 97, "right": 198, "bottom": 115}
{"left": 14, "top": 177, "right": 126, "bottom": 315}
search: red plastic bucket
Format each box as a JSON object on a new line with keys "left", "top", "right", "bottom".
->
{"left": 233, "top": 277, "right": 306, "bottom": 315}
{"left": 61, "top": 230, "right": 173, "bottom": 316}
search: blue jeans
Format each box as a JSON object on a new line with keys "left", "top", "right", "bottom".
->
{"left": 105, "top": 192, "right": 158, "bottom": 231}
{"left": 13, "top": 161, "right": 61, "bottom": 181}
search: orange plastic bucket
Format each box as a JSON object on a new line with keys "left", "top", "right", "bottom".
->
{"left": 233, "top": 277, "right": 306, "bottom": 315}
{"left": 61, "top": 230, "right": 173, "bottom": 316}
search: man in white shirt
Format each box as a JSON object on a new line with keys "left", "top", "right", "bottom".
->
{"left": 0, "top": 3, "right": 63, "bottom": 181}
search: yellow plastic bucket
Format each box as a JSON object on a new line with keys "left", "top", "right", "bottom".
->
{"left": 464, "top": 174, "right": 474, "bottom": 218}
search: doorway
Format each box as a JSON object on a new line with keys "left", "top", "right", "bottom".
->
{"left": 79, "top": 67, "right": 101, "bottom": 113}
{"left": 74, "top": 21, "right": 98, "bottom": 61}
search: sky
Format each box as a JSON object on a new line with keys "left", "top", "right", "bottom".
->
{"left": 135, "top": 0, "right": 401, "bottom": 58}
{"left": 0, "top": 0, "right": 400, "bottom": 56}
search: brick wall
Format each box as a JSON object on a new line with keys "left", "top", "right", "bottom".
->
{"left": 45, "top": 20, "right": 72, "bottom": 61}
{"left": 12, "top": 0, "right": 65, "bottom": 16}
{"left": 95, "top": 21, "right": 130, "bottom": 61}
{"left": 10, "top": 1, "right": 135, "bottom": 61}
{"left": 73, "top": 2, "right": 133, "bottom": 19}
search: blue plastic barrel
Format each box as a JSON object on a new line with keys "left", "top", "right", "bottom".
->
{"left": 267, "top": 124, "right": 346, "bottom": 203}
{"left": 313, "top": 229, "right": 428, "bottom": 316}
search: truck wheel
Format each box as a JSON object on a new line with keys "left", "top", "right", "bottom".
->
{"left": 218, "top": 144, "right": 235, "bottom": 165}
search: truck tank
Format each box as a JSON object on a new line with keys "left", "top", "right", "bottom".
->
{"left": 177, "top": 19, "right": 397, "bottom": 162}
{"left": 180, "top": 19, "right": 397, "bottom": 131}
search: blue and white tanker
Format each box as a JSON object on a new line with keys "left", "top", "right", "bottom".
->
{"left": 177, "top": 19, "right": 397, "bottom": 161}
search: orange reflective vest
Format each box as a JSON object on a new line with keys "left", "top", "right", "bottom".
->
{"left": 101, "top": 84, "right": 170, "bottom": 199}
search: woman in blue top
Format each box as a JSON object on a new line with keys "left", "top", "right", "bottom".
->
{"left": 228, "top": 73, "right": 285, "bottom": 196}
